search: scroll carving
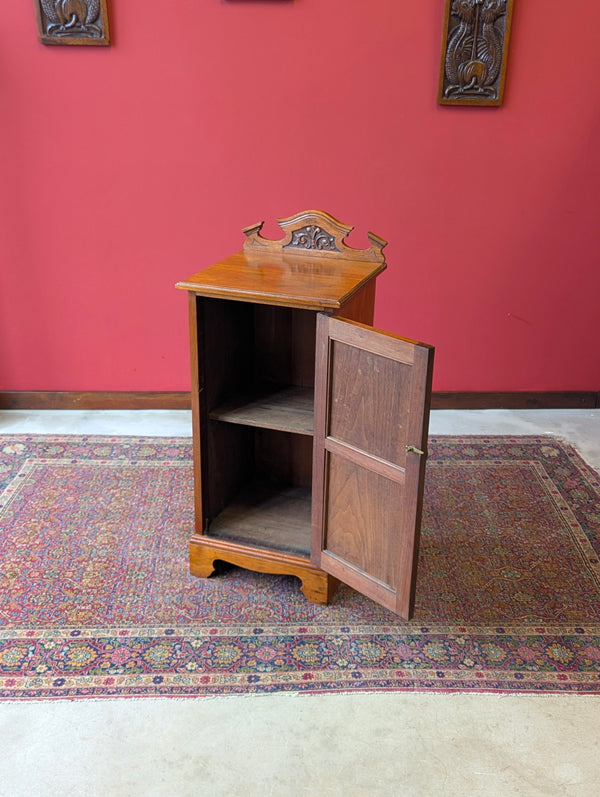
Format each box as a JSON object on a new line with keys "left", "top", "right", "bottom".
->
{"left": 438, "top": 0, "right": 514, "bottom": 107}
{"left": 243, "top": 210, "right": 387, "bottom": 264}
{"left": 284, "top": 226, "right": 340, "bottom": 254}
{"left": 34, "top": 0, "right": 111, "bottom": 46}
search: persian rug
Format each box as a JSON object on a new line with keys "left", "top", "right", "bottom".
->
{"left": 1, "top": 435, "right": 599, "bottom": 700}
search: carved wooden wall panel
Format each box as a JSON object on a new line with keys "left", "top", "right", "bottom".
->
{"left": 35, "top": 0, "right": 110, "bottom": 46}
{"left": 438, "top": 0, "right": 514, "bottom": 107}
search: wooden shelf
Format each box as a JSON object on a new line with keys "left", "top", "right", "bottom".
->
{"left": 209, "top": 386, "right": 314, "bottom": 436}
{"left": 208, "top": 480, "right": 311, "bottom": 557}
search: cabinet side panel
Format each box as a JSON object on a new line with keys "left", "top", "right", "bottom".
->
{"left": 335, "top": 280, "right": 376, "bottom": 324}
{"left": 188, "top": 293, "right": 205, "bottom": 533}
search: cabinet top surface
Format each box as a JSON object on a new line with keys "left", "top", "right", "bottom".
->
{"left": 175, "top": 251, "right": 386, "bottom": 310}
{"left": 175, "top": 210, "right": 387, "bottom": 310}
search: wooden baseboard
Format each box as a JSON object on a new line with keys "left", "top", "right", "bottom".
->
{"left": 431, "top": 392, "right": 599, "bottom": 410}
{"left": 0, "top": 391, "right": 191, "bottom": 410}
{"left": 0, "top": 391, "right": 598, "bottom": 411}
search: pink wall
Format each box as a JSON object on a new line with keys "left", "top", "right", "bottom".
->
{"left": 1, "top": 1, "right": 599, "bottom": 393}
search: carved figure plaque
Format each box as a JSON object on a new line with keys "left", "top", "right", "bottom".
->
{"left": 35, "top": 0, "right": 111, "bottom": 46}
{"left": 438, "top": 0, "right": 514, "bottom": 106}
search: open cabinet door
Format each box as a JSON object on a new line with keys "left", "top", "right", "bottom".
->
{"left": 311, "top": 314, "right": 434, "bottom": 619}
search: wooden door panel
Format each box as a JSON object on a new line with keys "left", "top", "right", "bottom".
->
{"left": 312, "top": 314, "right": 434, "bottom": 619}
{"left": 329, "top": 339, "right": 413, "bottom": 463}
{"left": 323, "top": 453, "right": 403, "bottom": 586}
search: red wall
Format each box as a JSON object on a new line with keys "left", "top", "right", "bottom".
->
{"left": 2, "top": 1, "right": 599, "bottom": 392}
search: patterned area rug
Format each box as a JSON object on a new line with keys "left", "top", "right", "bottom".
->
{"left": 1, "top": 435, "right": 600, "bottom": 700}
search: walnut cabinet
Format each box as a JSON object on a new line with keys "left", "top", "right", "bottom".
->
{"left": 176, "top": 211, "right": 434, "bottom": 619}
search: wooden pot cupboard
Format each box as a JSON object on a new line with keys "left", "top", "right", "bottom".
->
{"left": 176, "top": 210, "right": 434, "bottom": 619}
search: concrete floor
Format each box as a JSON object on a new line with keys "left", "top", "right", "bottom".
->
{"left": 1, "top": 409, "right": 599, "bottom": 797}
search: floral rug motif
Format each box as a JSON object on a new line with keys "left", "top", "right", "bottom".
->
{"left": 1, "top": 435, "right": 600, "bottom": 700}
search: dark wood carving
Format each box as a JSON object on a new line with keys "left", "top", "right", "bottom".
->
{"left": 34, "top": 0, "right": 111, "bottom": 46}
{"left": 438, "top": 0, "right": 514, "bottom": 107}
{"left": 243, "top": 210, "right": 387, "bottom": 263}
{"left": 284, "top": 225, "right": 340, "bottom": 254}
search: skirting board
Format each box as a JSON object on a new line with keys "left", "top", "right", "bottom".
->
{"left": 0, "top": 391, "right": 598, "bottom": 411}
{"left": 0, "top": 392, "right": 191, "bottom": 411}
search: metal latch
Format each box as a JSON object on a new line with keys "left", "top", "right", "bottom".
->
{"left": 405, "top": 445, "right": 425, "bottom": 455}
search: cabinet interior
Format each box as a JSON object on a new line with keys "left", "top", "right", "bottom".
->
{"left": 200, "top": 297, "right": 318, "bottom": 557}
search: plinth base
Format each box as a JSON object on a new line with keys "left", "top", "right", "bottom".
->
{"left": 189, "top": 535, "right": 339, "bottom": 604}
